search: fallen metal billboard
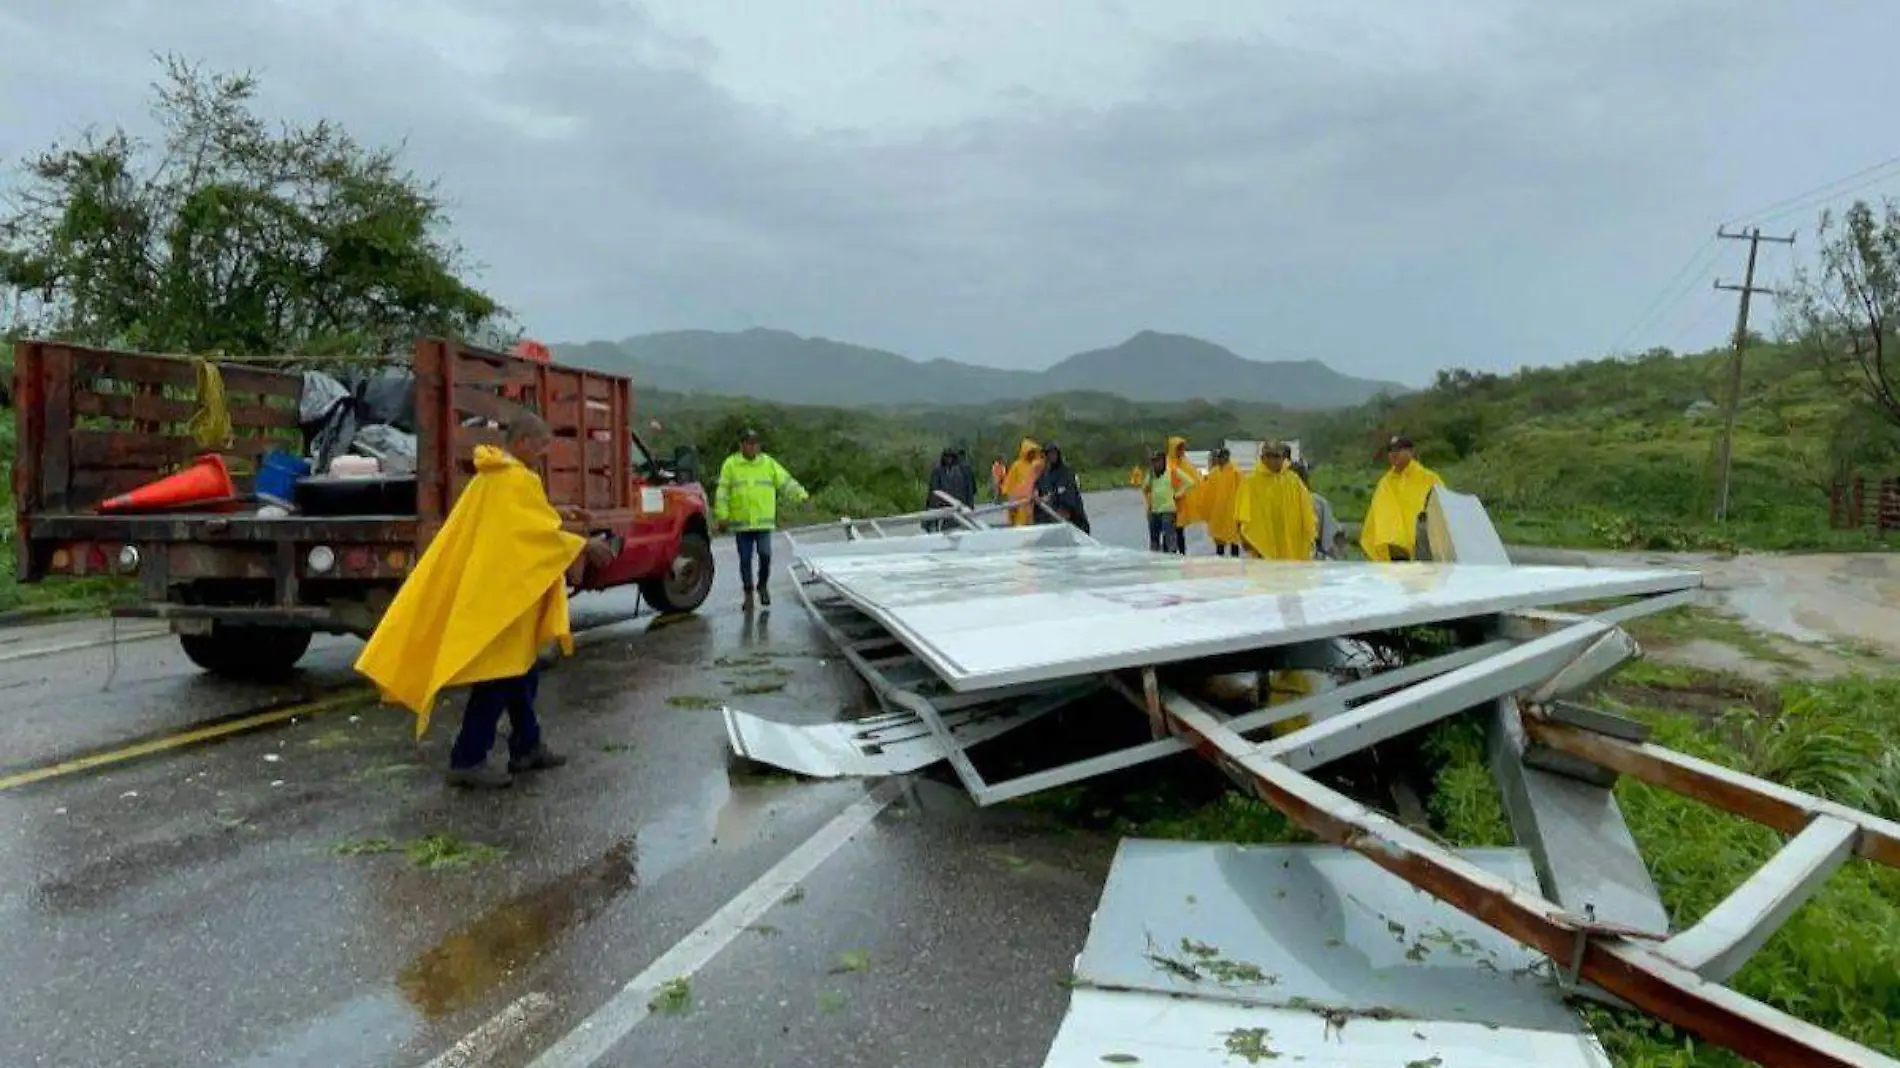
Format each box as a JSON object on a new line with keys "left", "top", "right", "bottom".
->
{"left": 743, "top": 495, "right": 1900, "bottom": 1068}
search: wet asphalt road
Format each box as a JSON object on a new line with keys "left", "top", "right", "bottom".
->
{"left": 1, "top": 491, "right": 1162, "bottom": 1068}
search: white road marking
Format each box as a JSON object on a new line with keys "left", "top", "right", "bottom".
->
{"left": 422, "top": 992, "right": 556, "bottom": 1068}
{"left": 520, "top": 778, "right": 905, "bottom": 1068}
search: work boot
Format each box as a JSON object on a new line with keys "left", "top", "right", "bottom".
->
{"left": 742, "top": 588, "right": 755, "bottom": 612}
{"left": 508, "top": 745, "right": 568, "bottom": 774}
{"left": 446, "top": 765, "right": 513, "bottom": 790}
{"left": 758, "top": 586, "right": 772, "bottom": 607}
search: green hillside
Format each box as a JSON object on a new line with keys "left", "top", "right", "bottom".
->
{"left": 645, "top": 337, "right": 1899, "bottom": 553}
{"left": 1301, "top": 342, "right": 1900, "bottom": 552}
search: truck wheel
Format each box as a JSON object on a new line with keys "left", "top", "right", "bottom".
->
{"left": 179, "top": 626, "right": 314, "bottom": 680}
{"left": 641, "top": 531, "right": 715, "bottom": 614}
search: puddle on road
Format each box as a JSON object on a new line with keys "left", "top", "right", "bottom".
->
{"left": 397, "top": 839, "right": 637, "bottom": 1018}
{"left": 394, "top": 768, "right": 811, "bottom": 1019}
{"left": 633, "top": 767, "right": 806, "bottom": 884}
{"left": 226, "top": 989, "right": 416, "bottom": 1068}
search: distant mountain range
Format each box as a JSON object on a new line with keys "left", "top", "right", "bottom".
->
{"left": 555, "top": 329, "right": 1408, "bottom": 410}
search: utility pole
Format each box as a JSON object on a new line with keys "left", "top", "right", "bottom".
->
{"left": 1711, "top": 226, "right": 1795, "bottom": 522}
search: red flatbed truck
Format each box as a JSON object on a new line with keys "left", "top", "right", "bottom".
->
{"left": 10, "top": 337, "right": 714, "bottom": 677}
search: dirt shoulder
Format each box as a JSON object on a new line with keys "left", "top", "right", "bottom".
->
{"left": 1511, "top": 546, "right": 1900, "bottom": 682}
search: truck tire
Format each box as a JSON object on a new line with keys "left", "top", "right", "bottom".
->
{"left": 179, "top": 625, "right": 314, "bottom": 680}
{"left": 641, "top": 530, "right": 715, "bottom": 614}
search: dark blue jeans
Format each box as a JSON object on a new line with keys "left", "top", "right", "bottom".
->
{"left": 450, "top": 668, "right": 542, "bottom": 770}
{"left": 735, "top": 529, "right": 773, "bottom": 590}
{"left": 1148, "top": 512, "right": 1182, "bottom": 553}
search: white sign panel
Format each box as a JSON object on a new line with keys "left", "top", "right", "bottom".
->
{"left": 804, "top": 543, "right": 1697, "bottom": 691}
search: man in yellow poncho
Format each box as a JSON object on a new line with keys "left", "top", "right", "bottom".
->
{"left": 1002, "top": 438, "right": 1043, "bottom": 526}
{"left": 1234, "top": 441, "right": 1316, "bottom": 561}
{"left": 355, "top": 413, "right": 611, "bottom": 789}
{"left": 1201, "top": 447, "right": 1243, "bottom": 557}
{"left": 1360, "top": 435, "right": 1445, "bottom": 562}
{"left": 1166, "top": 436, "right": 1203, "bottom": 553}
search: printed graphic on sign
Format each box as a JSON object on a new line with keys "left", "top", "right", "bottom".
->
{"left": 641, "top": 487, "right": 665, "bottom": 513}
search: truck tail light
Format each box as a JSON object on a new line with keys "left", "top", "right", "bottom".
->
{"left": 386, "top": 550, "right": 410, "bottom": 571}
{"left": 345, "top": 547, "right": 372, "bottom": 573}
{"left": 87, "top": 544, "right": 109, "bottom": 573}
{"left": 50, "top": 548, "right": 71, "bottom": 571}
{"left": 117, "top": 546, "right": 142, "bottom": 573}
{"left": 307, "top": 546, "right": 336, "bottom": 574}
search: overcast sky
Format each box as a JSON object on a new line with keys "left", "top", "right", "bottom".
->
{"left": 3, "top": 1, "right": 1895, "bottom": 383}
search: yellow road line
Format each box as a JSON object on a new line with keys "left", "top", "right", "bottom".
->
{"left": 0, "top": 606, "right": 656, "bottom": 794}
{"left": 0, "top": 689, "right": 377, "bottom": 793}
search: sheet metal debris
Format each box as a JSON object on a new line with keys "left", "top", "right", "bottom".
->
{"left": 1043, "top": 841, "right": 1613, "bottom": 1067}
{"left": 722, "top": 701, "right": 1060, "bottom": 779}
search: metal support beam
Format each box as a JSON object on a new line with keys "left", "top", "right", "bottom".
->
{"left": 1659, "top": 814, "right": 1858, "bottom": 981}
{"left": 1496, "top": 588, "right": 1698, "bottom": 642}
{"left": 1489, "top": 696, "right": 1672, "bottom": 942}
{"left": 1524, "top": 715, "right": 1900, "bottom": 870}
{"left": 1531, "top": 629, "right": 1640, "bottom": 704}
{"left": 1157, "top": 687, "right": 1900, "bottom": 1068}
{"left": 1261, "top": 622, "right": 1614, "bottom": 771}
{"left": 1056, "top": 640, "right": 1510, "bottom": 809}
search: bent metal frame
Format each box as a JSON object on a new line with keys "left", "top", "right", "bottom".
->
{"left": 778, "top": 499, "right": 1900, "bottom": 1068}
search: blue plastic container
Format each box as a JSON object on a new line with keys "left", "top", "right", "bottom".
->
{"left": 257, "top": 450, "right": 310, "bottom": 506}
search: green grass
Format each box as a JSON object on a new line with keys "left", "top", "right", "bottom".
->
{"left": 1424, "top": 672, "right": 1900, "bottom": 1065}
{"left": 1304, "top": 342, "right": 1900, "bottom": 554}
{"left": 1625, "top": 606, "right": 1805, "bottom": 667}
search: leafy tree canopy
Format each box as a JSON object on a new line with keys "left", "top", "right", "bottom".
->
{"left": 0, "top": 55, "right": 504, "bottom": 359}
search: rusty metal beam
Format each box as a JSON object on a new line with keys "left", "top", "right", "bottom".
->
{"left": 1524, "top": 716, "right": 1900, "bottom": 870}
{"left": 1156, "top": 686, "right": 1900, "bottom": 1068}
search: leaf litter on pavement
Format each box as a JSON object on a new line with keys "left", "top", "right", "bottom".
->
{"left": 332, "top": 833, "right": 506, "bottom": 869}
{"left": 649, "top": 978, "right": 692, "bottom": 1015}
{"left": 830, "top": 950, "right": 871, "bottom": 974}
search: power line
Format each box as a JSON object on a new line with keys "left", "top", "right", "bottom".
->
{"left": 1720, "top": 153, "right": 1900, "bottom": 229}
{"left": 1660, "top": 291, "right": 1730, "bottom": 353}
{"left": 1612, "top": 154, "right": 1900, "bottom": 357}
{"left": 1607, "top": 236, "right": 1721, "bottom": 354}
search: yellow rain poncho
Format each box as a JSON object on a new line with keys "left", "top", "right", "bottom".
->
{"left": 1235, "top": 464, "right": 1316, "bottom": 561}
{"left": 1202, "top": 458, "right": 1242, "bottom": 546}
{"left": 1360, "top": 460, "right": 1444, "bottom": 562}
{"left": 1003, "top": 438, "right": 1042, "bottom": 526}
{"left": 355, "top": 446, "right": 585, "bottom": 736}
{"left": 1166, "top": 436, "right": 1205, "bottom": 529}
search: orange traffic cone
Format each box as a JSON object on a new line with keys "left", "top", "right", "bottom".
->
{"left": 99, "top": 454, "right": 236, "bottom": 513}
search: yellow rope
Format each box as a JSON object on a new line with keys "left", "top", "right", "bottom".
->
{"left": 187, "top": 357, "right": 234, "bottom": 450}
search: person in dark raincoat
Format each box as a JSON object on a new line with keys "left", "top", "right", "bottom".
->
{"left": 1033, "top": 442, "right": 1090, "bottom": 534}
{"left": 924, "top": 445, "right": 978, "bottom": 530}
